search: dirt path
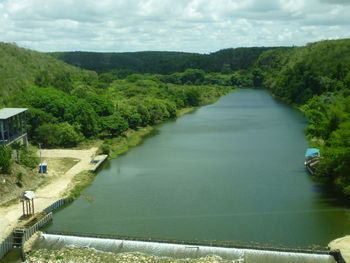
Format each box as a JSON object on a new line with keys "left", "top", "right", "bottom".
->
{"left": 0, "top": 147, "right": 98, "bottom": 241}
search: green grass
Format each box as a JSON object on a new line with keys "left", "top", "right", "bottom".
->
{"left": 65, "top": 171, "right": 96, "bottom": 199}
{"left": 107, "top": 126, "right": 155, "bottom": 159}
{"left": 0, "top": 248, "right": 22, "bottom": 263}
{"left": 177, "top": 107, "right": 198, "bottom": 116}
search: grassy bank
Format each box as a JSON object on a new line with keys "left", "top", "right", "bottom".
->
{"left": 64, "top": 98, "right": 229, "bottom": 199}
{"left": 100, "top": 126, "right": 155, "bottom": 159}
{"left": 64, "top": 106, "right": 199, "bottom": 199}
{"left": 177, "top": 106, "right": 198, "bottom": 116}
{"left": 99, "top": 99, "right": 224, "bottom": 160}
{"left": 65, "top": 171, "right": 96, "bottom": 199}
{"left": 62, "top": 88, "right": 236, "bottom": 200}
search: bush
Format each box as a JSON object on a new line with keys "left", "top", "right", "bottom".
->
{"left": 99, "top": 143, "right": 111, "bottom": 155}
{"left": 19, "top": 147, "right": 39, "bottom": 168}
{"left": 185, "top": 88, "right": 201, "bottom": 106}
{"left": 36, "top": 122, "right": 84, "bottom": 148}
{"left": 100, "top": 114, "right": 129, "bottom": 136}
{"left": 0, "top": 146, "right": 12, "bottom": 173}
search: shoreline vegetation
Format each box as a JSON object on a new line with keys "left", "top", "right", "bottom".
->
{"left": 46, "top": 39, "right": 350, "bottom": 201}
{"left": 65, "top": 102, "right": 215, "bottom": 201}
{"left": 0, "top": 37, "right": 349, "bottom": 224}
{"left": 0, "top": 89, "right": 231, "bottom": 244}
{"left": 0, "top": 38, "right": 350, "bottom": 260}
{"left": 0, "top": 42, "right": 235, "bottom": 246}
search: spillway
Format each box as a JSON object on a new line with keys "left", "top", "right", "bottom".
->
{"left": 32, "top": 232, "right": 340, "bottom": 263}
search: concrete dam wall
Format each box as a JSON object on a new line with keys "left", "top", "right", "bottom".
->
{"left": 31, "top": 232, "right": 341, "bottom": 263}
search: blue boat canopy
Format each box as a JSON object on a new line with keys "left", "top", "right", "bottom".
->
{"left": 305, "top": 148, "right": 320, "bottom": 157}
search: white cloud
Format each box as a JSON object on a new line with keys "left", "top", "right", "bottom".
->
{"left": 0, "top": 0, "right": 349, "bottom": 53}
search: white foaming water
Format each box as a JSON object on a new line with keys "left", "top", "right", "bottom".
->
{"left": 35, "top": 233, "right": 337, "bottom": 263}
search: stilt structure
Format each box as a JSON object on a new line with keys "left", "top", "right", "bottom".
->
{"left": 20, "top": 191, "right": 35, "bottom": 218}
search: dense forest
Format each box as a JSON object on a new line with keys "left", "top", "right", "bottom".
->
{"left": 253, "top": 39, "right": 350, "bottom": 198}
{"left": 1, "top": 39, "right": 350, "bottom": 199}
{"left": 0, "top": 42, "right": 235, "bottom": 174}
{"left": 49, "top": 47, "right": 275, "bottom": 74}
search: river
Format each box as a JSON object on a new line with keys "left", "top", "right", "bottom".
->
{"left": 46, "top": 89, "right": 350, "bottom": 247}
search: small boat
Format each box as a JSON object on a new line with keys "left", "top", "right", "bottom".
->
{"left": 304, "top": 148, "right": 320, "bottom": 174}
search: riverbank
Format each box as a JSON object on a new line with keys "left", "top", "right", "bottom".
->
{"left": 43, "top": 89, "right": 350, "bottom": 248}
{"left": 0, "top": 147, "right": 98, "bottom": 242}
{"left": 0, "top": 104, "right": 205, "bottom": 244}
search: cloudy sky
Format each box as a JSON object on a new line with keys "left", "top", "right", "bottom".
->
{"left": 0, "top": 0, "right": 349, "bottom": 53}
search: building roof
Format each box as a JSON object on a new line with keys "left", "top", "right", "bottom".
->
{"left": 20, "top": 191, "right": 35, "bottom": 200}
{"left": 0, "top": 108, "right": 28, "bottom": 120}
{"left": 305, "top": 148, "right": 320, "bottom": 157}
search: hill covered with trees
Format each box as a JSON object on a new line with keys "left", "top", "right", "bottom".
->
{"left": 0, "top": 42, "right": 235, "bottom": 153}
{"left": 49, "top": 47, "right": 275, "bottom": 74}
{"left": 253, "top": 39, "right": 350, "bottom": 198}
{"left": 0, "top": 43, "right": 97, "bottom": 106}
{"left": 1, "top": 39, "right": 350, "bottom": 200}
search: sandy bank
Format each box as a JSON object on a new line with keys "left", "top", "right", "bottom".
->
{"left": 329, "top": 236, "right": 350, "bottom": 262}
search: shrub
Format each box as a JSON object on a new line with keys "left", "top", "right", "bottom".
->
{"left": 36, "top": 122, "right": 84, "bottom": 148}
{"left": 0, "top": 145, "right": 12, "bottom": 173}
{"left": 100, "top": 114, "right": 129, "bottom": 136}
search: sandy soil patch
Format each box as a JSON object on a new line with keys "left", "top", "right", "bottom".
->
{"left": 329, "top": 236, "right": 350, "bottom": 262}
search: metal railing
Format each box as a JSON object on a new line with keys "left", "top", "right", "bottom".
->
{"left": 0, "top": 197, "right": 71, "bottom": 260}
{"left": 0, "top": 233, "right": 14, "bottom": 259}
{"left": 22, "top": 212, "right": 53, "bottom": 243}
{"left": 43, "top": 198, "right": 72, "bottom": 214}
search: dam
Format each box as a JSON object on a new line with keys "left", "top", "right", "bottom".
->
{"left": 30, "top": 232, "right": 341, "bottom": 263}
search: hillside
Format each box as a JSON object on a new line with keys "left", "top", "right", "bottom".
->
{"left": 0, "top": 42, "right": 97, "bottom": 106}
{"left": 254, "top": 39, "right": 350, "bottom": 198}
{"left": 1, "top": 39, "right": 350, "bottom": 200}
{"left": 257, "top": 39, "right": 350, "bottom": 104}
{"left": 0, "top": 42, "right": 235, "bottom": 207}
{"left": 49, "top": 47, "right": 276, "bottom": 74}
{"left": 0, "top": 42, "right": 235, "bottom": 150}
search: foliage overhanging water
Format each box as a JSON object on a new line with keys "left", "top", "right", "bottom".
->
{"left": 47, "top": 89, "right": 350, "bottom": 247}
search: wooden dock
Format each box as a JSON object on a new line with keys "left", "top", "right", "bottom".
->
{"left": 88, "top": 155, "right": 108, "bottom": 172}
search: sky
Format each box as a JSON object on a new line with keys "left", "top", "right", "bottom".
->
{"left": 0, "top": 0, "right": 350, "bottom": 53}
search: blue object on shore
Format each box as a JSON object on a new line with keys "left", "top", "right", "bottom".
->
{"left": 39, "top": 163, "right": 48, "bottom": 173}
{"left": 305, "top": 148, "right": 320, "bottom": 157}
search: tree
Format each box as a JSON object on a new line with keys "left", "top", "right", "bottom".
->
{"left": 117, "top": 103, "right": 142, "bottom": 129}
{"left": 36, "top": 122, "right": 84, "bottom": 147}
{"left": 185, "top": 88, "right": 201, "bottom": 106}
{"left": 11, "top": 141, "right": 23, "bottom": 162}
{"left": 26, "top": 108, "right": 58, "bottom": 137}
{"left": 252, "top": 68, "right": 264, "bottom": 88}
{"left": 100, "top": 113, "right": 129, "bottom": 136}
{"left": 181, "top": 69, "right": 205, "bottom": 85}
{"left": 85, "top": 94, "right": 115, "bottom": 117}
{"left": 0, "top": 146, "right": 12, "bottom": 173}
{"left": 72, "top": 100, "right": 100, "bottom": 137}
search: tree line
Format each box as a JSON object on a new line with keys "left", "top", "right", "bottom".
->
{"left": 50, "top": 47, "right": 274, "bottom": 74}
{"left": 2, "top": 39, "right": 350, "bottom": 200}
{"left": 252, "top": 39, "right": 350, "bottom": 198}
{"left": 13, "top": 73, "right": 234, "bottom": 148}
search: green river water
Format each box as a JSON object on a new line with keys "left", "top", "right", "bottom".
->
{"left": 46, "top": 89, "right": 350, "bottom": 248}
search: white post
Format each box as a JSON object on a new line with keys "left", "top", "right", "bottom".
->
{"left": 39, "top": 143, "right": 42, "bottom": 173}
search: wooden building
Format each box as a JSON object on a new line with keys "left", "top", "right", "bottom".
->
{"left": 0, "top": 108, "right": 28, "bottom": 146}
